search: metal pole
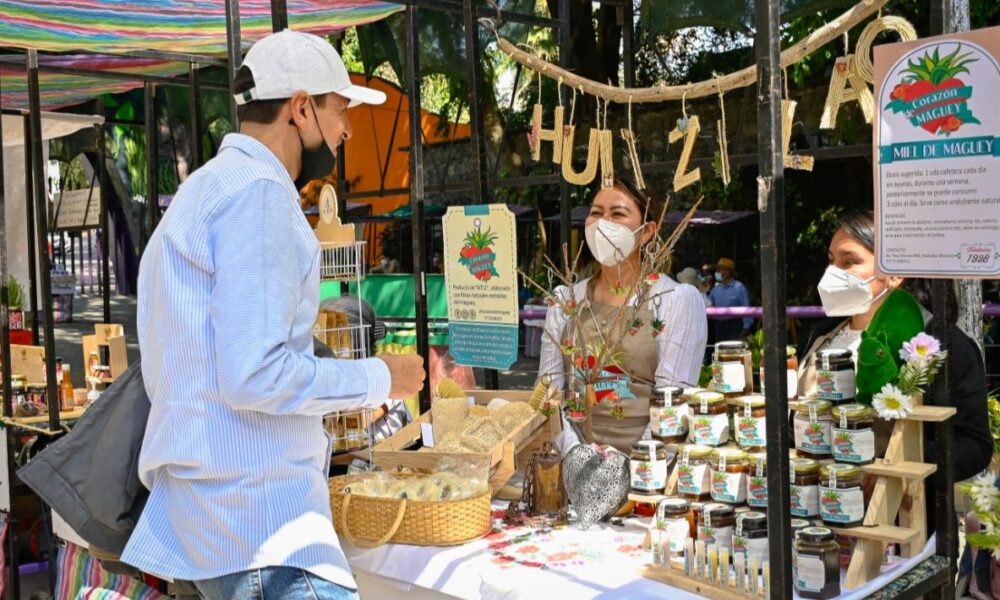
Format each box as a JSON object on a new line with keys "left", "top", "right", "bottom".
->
{"left": 27, "top": 49, "right": 61, "bottom": 449}
{"left": 557, "top": 0, "right": 571, "bottom": 269}
{"left": 98, "top": 123, "right": 112, "bottom": 323}
{"left": 754, "top": 1, "right": 792, "bottom": 598}
{"left": 225, "top": 0, "right": 243, "bottom": 130}
{"left": 406, "top": 4, "right": 432, "bottom": 415}
{"left": 22, "top": 116, "right": 40, "bottom": 343}
{"left": 144, "top": 83, "right": 159, "bottom": 244}
{"left": 189, "top": 63, "right": 203, "bottom": 172}
{"left": 270, "top": 0, "right": 289, "bottom": 31}
{"left": 621, "top": 0, "right": 635, "bottom": 89}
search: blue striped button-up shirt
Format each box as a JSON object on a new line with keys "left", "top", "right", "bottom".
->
{"left": 122, "top": 133, "right": 391, "bottom": 589}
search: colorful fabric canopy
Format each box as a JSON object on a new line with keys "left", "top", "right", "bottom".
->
{"left": 1, "top": 56, "right": 191, "bottom": 110}
{"left": 0, "top": 0, "right": 403, "bottom": 56}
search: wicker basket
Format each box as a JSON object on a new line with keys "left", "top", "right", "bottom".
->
{"left": 329, "top": 474, "right": 492, "bottom": 548}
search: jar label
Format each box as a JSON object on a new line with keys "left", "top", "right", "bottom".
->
{"left": 735, "top": 416, "right": 766, "bottom": 448}
{"left": 733, "top": 535, "right": 768, "bottom": 565}
{"left": 698, "top": 524, "right": 734, "bottom": 553}
{"left": 690, "top": 413, "right": 729, "bottom": 446}
{"left": 832, "top": 427, "right": 875, "bottom": 464}
{"left": 711, "top": 470, "right": 747, "bottom": 504}
{"left": 747, "top": 475, "right": 768, "bottom": 508}
{"left": 631, "top": 459, "right": 667, "bottom": 492}
{"left": 790, "top": 483, "right": 820, "bottom": 517}
{"left": 711, "top": 360, "right": 746, "bottom": 393}
{"left": 664, "top": 517, "right": 691, "bottom": 554}
{"left": 793, "top": 418, "right": 832, "bottom": 454}
{"left": 677, "top": 463, "right": 710, "bottom": 497}
{"left": 816, "top": 368, "right": 856, "bottom": 402}
{"left": 650, "top": 404, "right": 689, "bottom": 438}
{"left": 795, "top": 554, "right": 827, "bottom": 593}
{"left": 819, "top": 485, "right": 865, "bottom": 525}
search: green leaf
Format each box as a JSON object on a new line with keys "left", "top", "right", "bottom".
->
{"left": 357, "top": 20, "right": 404, "bottom": 85}
{"left": 966, "top": 532, "right": 1000, "bottom": 550}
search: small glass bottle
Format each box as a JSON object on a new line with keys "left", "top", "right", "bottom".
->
{"left": 831, "top": 403, "right": 875, "bottom": 465}
{"left": 746, "top": 452, "right": 768, "bottom": 509}
{"left": 650, "top": 386, "right": 688, "bottom": 444}
{"left": 688, "top": 391, "right": 729, "bottom": 447}
{"left": 733, "top": 394, "right": 767, "bottom": 451}
{"left": 819, "top": 464, "right": 865, "bottom": 528}
{"left": 794, "top": 527, "right": 841, "bottom": 599}
{"left": 790, "top": 458, "right": 821, "bottom": 518}
{"left": 794, "top": 398, "right": 833, "bottom": 459}
{"left": 676, "top": 444, "right": 713, "bottom": 501}
{"left": 815, "top": 348, "right": 856, "bottom": 404}
{"left": 61, "top": 364, "right": 75, "bottom": 412}
{"left": 710, "top": 448, "right": 748, "bottom": 506}
{"left": 712, "top": 341, "right": 752, "bottom": 397}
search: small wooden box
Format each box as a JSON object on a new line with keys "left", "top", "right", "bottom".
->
{"left": 372, "top": 390, "right": 561, "bottom": 495}
{"left": 81, "top": 323, "right": 128, "bottom": 384}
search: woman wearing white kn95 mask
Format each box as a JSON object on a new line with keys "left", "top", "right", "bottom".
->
{"left": 537, "top": 178, "right": 708, "bottom": 453}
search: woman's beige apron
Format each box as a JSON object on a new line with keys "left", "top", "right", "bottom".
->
{"left": 565, "top": 287, "right": 659, "bottom": 453}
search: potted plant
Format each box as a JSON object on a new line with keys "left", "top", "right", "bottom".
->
{"left": 7, "top": 275, "right": 25, "bottom": 331}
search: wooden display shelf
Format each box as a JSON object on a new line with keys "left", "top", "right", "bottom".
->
{"left": 861, "top": 459, "right": 936, "bottom": 480}
{"left": 9, "top": 408, "right": 87, "bottom": 426}
{"left": 642, "top": 565, "right": 752, "bottom": 600}
{"left": 831, "top": 524, "right": 920, "bottom": 545}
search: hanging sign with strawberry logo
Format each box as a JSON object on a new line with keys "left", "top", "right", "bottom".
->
{"left": 875, "top": 30, "right": 1000, "bottom": 279}
{"left": 443, "top": 205, "right": 520, "bottom": 370}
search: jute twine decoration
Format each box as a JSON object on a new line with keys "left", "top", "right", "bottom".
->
{"left": 714, "top": 75, "right": 731, "bottom": 188}
{"left": 853, "top": 16, "right": 918, "bottom": 84}
{"left": 620, "top": 97, "right": 646, "bottom": 190}
{"left": 820, "top": 54, "right": 875, "bottom": 129}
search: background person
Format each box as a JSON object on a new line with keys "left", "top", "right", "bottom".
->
{"left": 708, "top": 257, "right": 753, "bottom": 341}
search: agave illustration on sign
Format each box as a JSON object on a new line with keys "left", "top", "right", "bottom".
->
{"left": 886, "top": 45, "right": 980, "bottom": 135}
{"left": 458, "top": 219, "right": 500, "bottom": 281}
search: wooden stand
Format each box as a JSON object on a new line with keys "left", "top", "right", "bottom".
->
{"left": 835, "top": 395, "right": 955, "bottom": 589}
{"left": 81, "top": 323, "right": 128, "bottom": 383}
{"left": 641, "top": 557, "right": 768, "bottom": 600}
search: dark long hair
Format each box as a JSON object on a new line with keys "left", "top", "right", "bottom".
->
{"left": 836, "top": 212, "right": 957, "bottom": 322}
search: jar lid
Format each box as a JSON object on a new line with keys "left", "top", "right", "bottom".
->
{"left": 682, "top": 387, "right": 707, "bottom": 397}
{"left": 818, "top": 348, "right": 853, "bottom": 360}
{"left": 712, "top": 448, "right": 747, "bottom": 462}
{"left": 832, "top": 403, "right": 873, "bottom": 421}
{"left": 737, "top": 511, "right": 767, "bottom": 530}
{"left": 27, "top": 382, "right": 46, "bottom": 389}
{"left": 790, "top": 457, "right": 820, "bottom": 474}
{"left": 790, "top": 518, "right": 811, "bottom": 531}
{"left": 702, "top": 502, "right": 734, "bottom": 518}
{"left": 799, "top": 526, "right": 835, "bottom": 543}
{"left": 632, "top": 440, "right": 665, "bottom": 452}
{"left": 715, "top": 340, "right": 748, "bottom": 352}
{"left": 656, "top": 386, "right": 684, "bottom": 400}
{"left": 797, "top": 398, "right": 832, "bottom": 415}
{"left": 658, "top": 498, "right": 691, "bottom": 515}
{"left": 682, "top": 444, "right": 714, "bottom": 459}
{"left": 748, "top": 452, "right": 767, "bottom": 467}
{"left": 694, "top": 391, "right": 725, "bottom": 406}
{"left": 738, "top": 394, "right": 766, "bottom": 409}
{"left": 820, "top": 463, "right": 862, "bottom": 480}
{"left": 12, "top": 373, "right": 25, "bottom": 380}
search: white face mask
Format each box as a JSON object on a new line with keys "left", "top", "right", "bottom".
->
{"left": 817, "top": 265, "right": 887, "bottom": 317}
{"left": 585, "top": 219, "right": 645, "bottom": 267}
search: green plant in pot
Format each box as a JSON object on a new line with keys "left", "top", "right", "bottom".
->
{"left": 6, "top": 276, "right": 25, "bottom": 330}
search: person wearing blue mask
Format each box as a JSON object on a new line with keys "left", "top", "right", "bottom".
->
{"left": 708, "top": 257, "right": 753, "bottom": 341}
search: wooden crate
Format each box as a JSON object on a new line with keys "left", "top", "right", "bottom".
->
{"left": 82, "top": 323, "right": 128, "bottom": 384}
{"left": 372, "top": 389, "right": 560, "bottom": 495}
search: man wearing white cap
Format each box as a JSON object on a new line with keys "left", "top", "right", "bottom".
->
{"left": 124, "top": 30, "right": 425, "bottom": 599}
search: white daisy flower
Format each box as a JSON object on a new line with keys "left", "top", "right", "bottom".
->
{"left": 970, "top": 473, "right": 1000, "bottom": 513}
{"left": 872, "top": 384, "right": 913, "bottom": 420}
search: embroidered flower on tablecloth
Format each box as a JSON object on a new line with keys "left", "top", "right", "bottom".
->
{"left": 517, "top": 545, "right": 541, "bottom": 555}
{"left": 617, "top": 544, "right": 643, "bottom": 555}
{"left": 548, "top": 552, "right": 578, "bottom": 562}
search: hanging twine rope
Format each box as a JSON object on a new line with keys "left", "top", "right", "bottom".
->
{"left": 485, "top": 0, "right": 890, "bottom": 104}
{"left": 715, "top": 74, "right": 731, "bottom": 188}
{"left": 853, "top": 16, "right": 918, "bottom": 82}
{"left": 621, "top": 96, "right": 646, "bottom": 189}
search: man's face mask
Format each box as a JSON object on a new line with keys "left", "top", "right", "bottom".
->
{"left": 293, "top": 99, "right": 335, "bottom": 190}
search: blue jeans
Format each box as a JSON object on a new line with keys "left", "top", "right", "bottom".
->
{"left": 192, "top": 567, "right": 359, "bottom": 600}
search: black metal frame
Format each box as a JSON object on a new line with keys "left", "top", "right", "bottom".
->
{"left": 0, "top": 1, "right": 965, "bottom": 598}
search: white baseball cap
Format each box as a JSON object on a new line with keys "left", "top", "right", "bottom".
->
{"left": 234, "top": 29, "right": 386, "bottom": 108}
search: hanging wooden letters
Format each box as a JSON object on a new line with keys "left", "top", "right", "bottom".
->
{"left": 530, "top": 104, "right": 565, "bottom": 163}
{"left": 782, "top": 100, "right": 814, "bottom": 171}
{"left": 853, "top": 16, "right": 918, "bottom": 84}
{"left": 560, "top": 126, "right": 615, "bottom": 186}
{"left": 820, "top": 55, "right": 875, "bottom": 129}
{"left": 667, "top": 116, "right": 701, "bottom": 191}
{"left": 599, "top": 129, "right": 614, "bottom": 189}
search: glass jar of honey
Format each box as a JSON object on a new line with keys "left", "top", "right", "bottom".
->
{"left": 761, "top": 345, "right": 800, "bottom": 400}
{"left": 710, "top": 448, "right": 748, "bottom": 506}
{"left": 676, "top": 444, "right": 713, "bottom": 501}
{"left": 794, "top": 398, "right": 833, "bottom": 459}
{"left": 794, "top": 527, "right": 841, "bottom": 599}
{"left": 688, "top": 391, "right": 729, "bottom": 446}
{"left": 831, "top": 404, "right": 875, "bottom": 465}
{"left": 697, "top": 503, "right": 736, "bottom": 553}
{"left": 819, "top": 464, "right": 864, "bottom": 528}
{"left": 746, "top": 452, "right": 768, "bottom": 509}
{"left": 630, "top": 440, "right": 668, "bottom": 495}
{"left": 712, "top": 341, "right": 752, "bottom": 397}
{"left": 733, "top": 394, "right": 767, "bottom": 451}
{"left": 815, "top": 348, "right": 855, "bottom": 404}
{"left": 650, "top": 386, "right": 688, "bottom": 444}
{"left": 733, "top": 511, "right": 768, "bottom": 566}
{"left": 790, "top": 458, "right": 820, "bottom": 518}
